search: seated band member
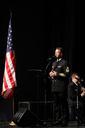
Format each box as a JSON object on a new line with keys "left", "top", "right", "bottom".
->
{"left": 68, "top": 73, "right": 85, "bottom": 124}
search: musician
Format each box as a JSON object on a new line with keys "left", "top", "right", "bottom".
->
{"left": 49, "top": 47, "right": 70, "bottom": 126}
{"left": 68, "top": 73, "right": 85, "bottom": 124}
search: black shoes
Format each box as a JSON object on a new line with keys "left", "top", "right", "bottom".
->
{"left": 61, "top": 120, "right": 68, "bottom": 127}
{"left": 52, "top": 120, "right": 61, "bottom": 126}
{"left": 52, "top": 120, "right": 68, "bottom": 127}
{"left": 78, "top": 120, "right": 85, "bottom": 126}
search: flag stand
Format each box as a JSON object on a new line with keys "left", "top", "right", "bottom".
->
{"left": 1, "top": 13, "right": 17, "bottom": 126}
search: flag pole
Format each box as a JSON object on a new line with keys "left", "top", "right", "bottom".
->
{"left": 9, "top": 93, "right": 16, "bottom": 126}
{"left": 12, "top": 96, "right": 14, "bottom": 116}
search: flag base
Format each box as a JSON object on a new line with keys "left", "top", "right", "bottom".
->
{"left": 9, "top": 121, "right": 16, "bottom": 126}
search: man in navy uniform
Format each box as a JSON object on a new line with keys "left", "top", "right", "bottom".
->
{"left": 49, "top": 47, "right": 69, "bottom": 126}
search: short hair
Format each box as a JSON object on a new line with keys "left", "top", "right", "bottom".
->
{"left": 55, "top": 47, "right": 63, "bottom": 53}
{"left": 71, "top": 72, "right": 80, "bottom": 80}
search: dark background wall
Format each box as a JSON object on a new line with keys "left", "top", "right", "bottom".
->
{"left": 0, "top": 0, "right": 82, "bottom": 120}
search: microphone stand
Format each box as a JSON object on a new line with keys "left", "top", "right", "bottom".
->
{"left": 43, "top": 58, "right": 55, "bottom": 126}
{"left": 76, "top": 81, "right": 81, "bottom": 126}
{"left": 76, "top": 85, "right": 79, "bottom": 126}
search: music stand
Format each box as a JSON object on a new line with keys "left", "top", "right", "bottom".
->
{"left": 27, "top": 69, "right": 44, "bottom": 101}
{"left": 27, "top": 69, "right": 48, "bottom": 125}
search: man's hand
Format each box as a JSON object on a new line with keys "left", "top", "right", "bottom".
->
{"left": 81, "top": 87, "right": 85, "bottom": 97}
{"left": 49, "top": 70, "right": 58, "bottom": 79}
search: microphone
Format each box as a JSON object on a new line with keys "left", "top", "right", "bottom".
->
{"left": 80, "top": 78, "right": 84, "bottom": 82}
{"left": 47, "top": 56, "right": 56, "bottom": 61}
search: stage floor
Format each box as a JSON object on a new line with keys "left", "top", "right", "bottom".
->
{"left": 0, "top": 121, "right": 85, "bottom": 128}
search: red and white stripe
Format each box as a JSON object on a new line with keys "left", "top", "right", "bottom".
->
{"left": 2, "top": 51, "right": 16, "bottom": 98}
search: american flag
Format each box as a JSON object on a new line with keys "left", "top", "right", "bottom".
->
{"left": 1, "top": 16, "right": 17, "bottom": 99}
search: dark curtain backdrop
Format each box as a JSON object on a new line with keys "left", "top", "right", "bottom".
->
{"left": 0, "top": 0, "right": 82, "bottom": 120}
